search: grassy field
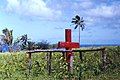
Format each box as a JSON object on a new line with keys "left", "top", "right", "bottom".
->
{"left": 0, "top": 46, "right": 119, "bottom": 80}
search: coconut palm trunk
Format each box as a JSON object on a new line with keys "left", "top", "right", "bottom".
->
{"left": 71, "top": 15, "right": 85, "bottom": 45}
{"left": 79, "top": 26, "right": 80, "bottom": 44}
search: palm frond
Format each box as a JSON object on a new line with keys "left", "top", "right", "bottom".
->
{"left": 74, "top": 25, "right": 78, "bottom": 29}
{"left": 81, "top": 24, "right": 85, "bottom": 31}
{"left": 71, "top": 15, "right": 85, "bottom": 30}
{"left": 75, "top": 15, "right": 80, "bottom": 20}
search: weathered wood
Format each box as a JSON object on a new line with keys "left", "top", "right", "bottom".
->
{"left": 62, "top": 52, "right": 66, "bottom": 61}
{"left": 48, "top": 52, "right": 52, "bottom": 75}
{"left": 46, "top": 52, "right": 52, "bottom": 75}
{"left": 26, "top": 47, "right": 105, "bottom": 53}
{"left": 79, "top": 52, "right": 82, "bottom": 80}
{"left": 79, "top": 52, "right": 83, "bottom": 61}
{"left": 26, "top": 47, "right": 106, "bottom": 75}
{"left": 101, "top": 49, "right": 107, "bottom": 70}
{"left": 73, "top": 47, "right": 105, "bottom": 52}
{"left": 46, "top": 53, "right": 49, "bottom": 72}
{"left": 27, "top": 49, "right": 71, "bottom": 53}
{"left": 28, "top": 53, "right": 32, "bottom": 75}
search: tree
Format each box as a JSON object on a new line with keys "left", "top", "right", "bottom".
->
{"left": 27, "top": 41, "right": 35, "bottom": 50}
{"left": 13, "top": 34, "right": 29, "bottom": 50}
{"left": 35, "top": 40, "right": 50, "bottom": 49}
{"left": 71, "top": 15, "right": 85, "bottom": 44}
{"left": 2, "top": 28, "right": 13, "bottom": 46}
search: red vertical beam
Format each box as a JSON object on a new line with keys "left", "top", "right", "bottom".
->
{"left": 65, "top": 29, "right": 72, "bottom": 62}
{"left": 65, "top": 29, "right": 71, "bottom": 42}
{"left": 58, "top": 29, "right": 79, "bottom": 73}
{"left": 65, "top": 29, "right": 72, "bottom": 72}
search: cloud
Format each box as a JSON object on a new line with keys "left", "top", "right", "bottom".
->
{"left": 4, "top": 0, "right": 62, "bottom": 19}
{"left": 74, "top": 0, "right": 93, "bottom": 9}
{"left": 85, "top": 3, "right": 120, "bottom": 18}
{"left": 68, "top": 1, "right": 120, "bottom": 31}
{"left": 79, "top": 1, "right": 120, "bottom": 31}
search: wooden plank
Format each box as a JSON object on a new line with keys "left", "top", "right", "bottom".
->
{"left": 26, "top": 47, "right": 105, "bottom": 53}
{"left": 73, "top": 47, "right": 105, "bottom": 52}
{"left": 26, "top": 49, "right": 71, "bottom": 53}
{"left": 26, "top": 47, "right": 106, "bottom": 75}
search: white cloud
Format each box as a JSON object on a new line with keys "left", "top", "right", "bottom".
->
{"left": 85, "top": 4, "right": 120, "bottom": 18}
{"left": 81, "top": 2, "right": 120, "bottom": 29}
{"left": 79, "top": 1, "right": 93, "bottom": 9}
{"left": 85, "top": 17, "right": 95, "bottom": 26}
{"left": 6, "top": 0, "right": 20, "bottom": 11}
{"left": 5, "top": 0, "right": 62, "bottom": 19}
{"left": 72, "top": 0, "right": 93, "bottom": 11}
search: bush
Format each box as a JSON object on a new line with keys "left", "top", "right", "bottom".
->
{"left": 0, "top": 46, "right": 119, "bottom": 80}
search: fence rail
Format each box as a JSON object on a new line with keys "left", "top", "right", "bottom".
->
{"left": 26, "top": 47, "right": 105, "bottom": 53}
{"left": 26, "top": 47, "right": 106, "bottom": 75}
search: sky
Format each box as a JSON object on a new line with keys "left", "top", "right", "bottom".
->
{"left": 0, "top": 0, "right": 120, "bottom": 45}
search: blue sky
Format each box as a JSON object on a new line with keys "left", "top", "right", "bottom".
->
{"left": 0, "top": 0, "right": 120, "bottom": 45}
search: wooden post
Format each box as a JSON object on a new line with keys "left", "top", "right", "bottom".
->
{"left": 101, "top": 49, "right": 107, "bottom": 70}
{"left": 62, "top": 52, "right": 66, "bottom": 61}
{"left": 79, "top": 51, "right": 82, "bottom": 80}
{"left": 48, "top": 52, "right": 52, "bottom": 75}
{"left": 70, "top": 51, "right": 73, "bottom": 73}
{"left": 28, "top": 53, "right": 32, "bottom": 75}
{"left": 47, "top": 52, "right": 52, "bottom": 75}
{"left": 46, "top": 53, "right": 49, "bottom": 73}
{"left": 58, "top": 29, "right": 80, "bottom": 73}
{"left": 79, "top": 51, "right": 83, "bottom": 61}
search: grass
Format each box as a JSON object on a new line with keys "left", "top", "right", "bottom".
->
{"left": 0, "top": 46, "right": 119, "bottom": 80}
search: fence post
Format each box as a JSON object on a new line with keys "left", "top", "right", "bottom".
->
{"left": 62, "top": 51, "right": 66, "bottom": 61}
{"left": 47, "top": 52, "right": 52, "bottom": 75}
{"left": 101, "top": 49, "right": 107, "bottom": 70}
{"left": 28, "top": 53, "right": 32, "bottom": 75}
{"left": 79, "top": 51, "right": 83, "bottom": 80}
{"left": 79, "top": 51, "right": 83, "bottom": 61}
{"left": 49, "top": 52, "right": 52, "bottom": 75}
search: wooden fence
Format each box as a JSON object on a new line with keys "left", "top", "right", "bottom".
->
{"left": 26, "top": 47, "right": 106, "bottom": 75}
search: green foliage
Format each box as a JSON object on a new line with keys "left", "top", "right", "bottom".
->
{"left": 106, "top": 46, "right": 120, "bottom": 69}
{"left": 35, "top": 40, "right": 50, "bottom": 49}
{"left": 0, "top": 52, "right": 28, "bottom": 80}
{"left": 0, "top": 46, "right": 119, "bottom": 80}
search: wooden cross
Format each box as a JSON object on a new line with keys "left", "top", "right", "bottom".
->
{"left": 58, "top": 29, "right": 80, "bottom": 72}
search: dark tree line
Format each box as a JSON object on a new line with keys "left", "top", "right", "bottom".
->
{"left": 9, "top": 33, "right": 57, "bottom": 51}
{"left": 26, "top": 40, "right": 58, "bottom": 50}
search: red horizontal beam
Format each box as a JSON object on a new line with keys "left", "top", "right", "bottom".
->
{"left": 58, "top": 42, "right": 79, "bottom": 49}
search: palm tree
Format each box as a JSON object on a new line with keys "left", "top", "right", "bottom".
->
{"left": 71, "top": 15, "right": 85, "bottom": 44}
{"left": 13, "top": 34, "right": 29, "bottom": 50}
{"left": 2, "top": 28, "right": 13, "bottom": 46}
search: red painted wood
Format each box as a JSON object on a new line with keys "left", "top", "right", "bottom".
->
{"left": 65, "top": 29, "right": 71, "bottom": 42}
{"left": 58, "top": 42, "right": 79, "bottom": 49}
{"left": 58, "top": 29, "right": 80, "bottom": 72}
{"left": 58, "top": 29, "right": 80, "bottom": 62}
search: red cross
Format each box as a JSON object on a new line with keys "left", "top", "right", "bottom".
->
{"left": 58, "top": 29, "right": 79, "bottom": 71}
